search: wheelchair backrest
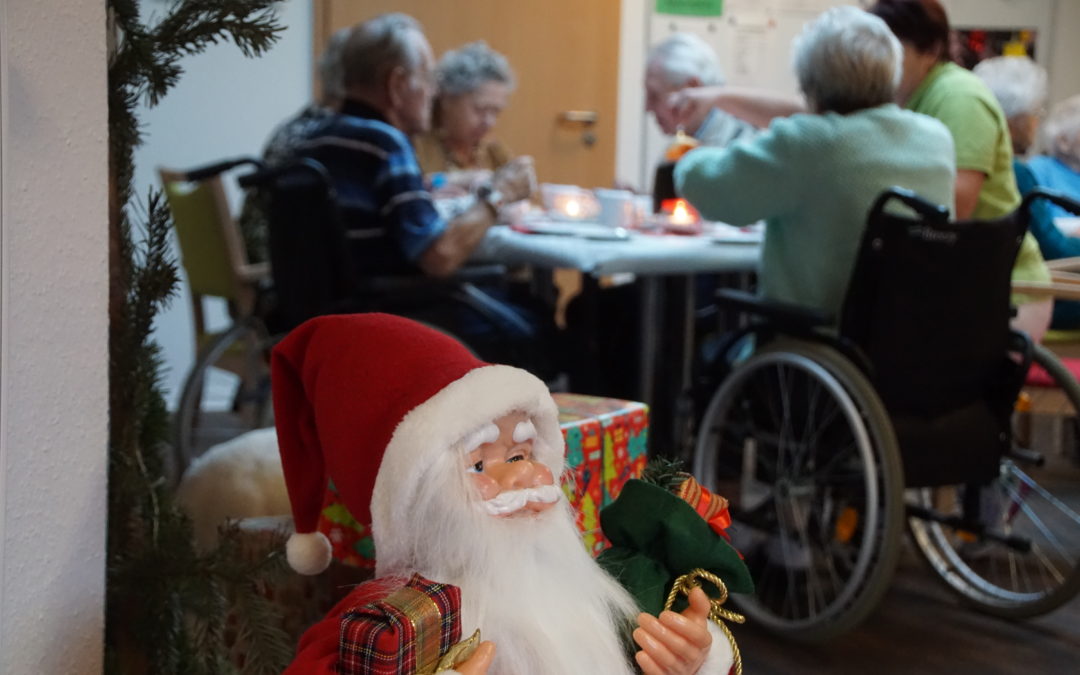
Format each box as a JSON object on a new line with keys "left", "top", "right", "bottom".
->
{"left": 840, "top": 188, "right": 1027, "bottom": 418}
{"left": 244, "top": 158, "right": 358, "bottom": 332}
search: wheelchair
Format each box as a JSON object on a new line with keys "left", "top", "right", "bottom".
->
{"left": 160, "top": 158, "right": 276, "bottom": 482}
{"left": 236, "top": 154, "right": 557, "bottom": 372}
{"left": 691, "top": 187, "right": 1080, "bottom": 642}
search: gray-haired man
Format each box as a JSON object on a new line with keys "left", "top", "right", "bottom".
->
{"left": 644, "top": 33, "right": 756, "bottom": 148}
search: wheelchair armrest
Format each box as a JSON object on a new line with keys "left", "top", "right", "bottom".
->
{"left": 715, "top": 288, "right": 834, "bottom": 330}
{"left": 356, "top": 265, "right": 507, "bottom": 294}
{"left": 452, "top": 263, "right": 508, "bottom": 283}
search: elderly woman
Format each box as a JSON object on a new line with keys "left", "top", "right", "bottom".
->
{"left": 675, "top": 6, "right": 955, "bottom": 318}
{"left": 975, "top": 58, "right": 1080, "bottom": 328}
{"left": 414, "top": 40, "right": 515, "bottom": 175}
{"left": 868, "top": 0, "right": 1053, "bottom": 340}
{"left": 1028, "top": 96, "right": 1080, "bottom": 223}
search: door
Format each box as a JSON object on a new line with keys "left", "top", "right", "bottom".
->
{"left": 317, "top": 0, "right": 622, "bottom": 188}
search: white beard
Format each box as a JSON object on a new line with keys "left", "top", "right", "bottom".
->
{"left": 374, "top": 468, "right": 640, "bottom": 675}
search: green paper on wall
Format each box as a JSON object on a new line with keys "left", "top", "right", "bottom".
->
{"left": 656, "top": 0, "right": 723, "bottom": 17}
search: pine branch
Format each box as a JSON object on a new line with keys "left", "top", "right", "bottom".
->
{"left": 639, "top": 455, "right": 690, "bottom": 492}
{"left": 144, "top": 0, "right": 283, "bottom": 106}
{"left": 105, "top": 0, "right": 284, "bottom": 671}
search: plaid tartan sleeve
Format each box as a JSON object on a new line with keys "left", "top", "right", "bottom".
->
{"left": 338, "top": 573, "right": 462, "bottom": 675}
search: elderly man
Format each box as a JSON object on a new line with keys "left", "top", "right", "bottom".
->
{"left": 292, "top": 14, "right": 532, "bottom": 280}
{"left": 645, "top": 32, "right": 756, "bottom": 147}
{"left": 274, "top": 313, "right": 745, "bottom": 674}
{"left": 276, "top": 14, "right": 554, "bottom": 376}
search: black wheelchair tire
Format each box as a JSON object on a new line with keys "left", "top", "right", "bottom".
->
{"left": 692, "top": 338, "right": 906, "bottom": 642}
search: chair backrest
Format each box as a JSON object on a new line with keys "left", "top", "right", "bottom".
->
{"left": 160, "top": 168, "right": 250, "bottom": 303}
{"left": 842, "top": 188, "right": 1027, "bottom": 417}
{"left": 240, "top": 158, "right": 360, "bottom": 332}
{"left": 840, "top": 188, "right": 1030, "bottom": 486}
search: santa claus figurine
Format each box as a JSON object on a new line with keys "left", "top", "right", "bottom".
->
{"left": 272, "top": 313, "right": 745, "bottom": 674}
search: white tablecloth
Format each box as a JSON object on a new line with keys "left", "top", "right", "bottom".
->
{"left": 472, "top": 225, "right": 760, "bottom": 276}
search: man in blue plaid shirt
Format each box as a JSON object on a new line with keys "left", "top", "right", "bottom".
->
{"left": 293, "top": 13, "right": 534, "bottom": 280}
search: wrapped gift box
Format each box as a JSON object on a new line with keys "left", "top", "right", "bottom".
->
{"left": 554, "top": 393, "right": 650, "bottom": 555}
{"left": 318, "top": 394, "right": 649, "bottom": 564}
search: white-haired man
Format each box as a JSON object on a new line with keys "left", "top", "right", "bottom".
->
{"left": 291, "top": 14, "right": 532, "bottom": 280}
{"left": 273, "top": 313, "right": 740, "bottom": 674}
{"left": 645, "top": 32, "right": 756, "bottom": 147}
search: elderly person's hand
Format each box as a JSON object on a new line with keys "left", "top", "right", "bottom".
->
{"left": 633, "top": 586, "right": 713, "bottom": 675}
{"left": 667, "top": 86, "right": 727, "bottom": 132}
{"left": 491, "top": 156, "right": 536, "bottom": 203}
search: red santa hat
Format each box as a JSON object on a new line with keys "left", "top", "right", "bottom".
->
{"left": 271, "top": 313, "right": 563, "bottom": 575}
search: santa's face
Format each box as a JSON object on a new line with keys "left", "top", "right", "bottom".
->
{"left": 465, "top": 411, "right": 560, "bottom": 517}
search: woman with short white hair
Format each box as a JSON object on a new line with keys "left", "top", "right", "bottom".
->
{"left": 973, "top": 56, "right": 1048, "bottom": 157}
{"left": 413, "top": 40, "right": 517, "bottom": 174}
{"left": 977, "top": 58, "right": 1080, "bottom": 328}
{"left": 675, "top": 6, "right": 955, "bottom": 318}
{"left": 1017, "top": 94, "right": 1080, "bottom": 328}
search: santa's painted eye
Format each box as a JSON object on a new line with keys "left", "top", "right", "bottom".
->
{"left": 506, "top": 454, "right": 525, "bottom": 463}
{"left": 467, "top": 460, "right": 484, "bottom": 473}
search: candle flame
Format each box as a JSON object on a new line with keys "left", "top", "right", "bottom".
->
{"left": 670, "top": 199, "right": 694, "bottom": 225}
{"left": 565, "top": 198, "right": 581, "bottom": 218}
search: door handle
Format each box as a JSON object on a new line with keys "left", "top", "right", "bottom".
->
{"left": 558, "top": 110, "right": 599, "bottom": 126}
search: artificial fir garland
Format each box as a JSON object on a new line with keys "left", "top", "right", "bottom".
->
{"left": 105, "top": 1, "right": 290, "bottom": 672}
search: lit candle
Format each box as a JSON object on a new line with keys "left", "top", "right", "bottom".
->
{"left": 563, "top": 198, "right": 582, "bottom": 218}
{"left": 669, "top": 199, "right": 695, "bottom": 226}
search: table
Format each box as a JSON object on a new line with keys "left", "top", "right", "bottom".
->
{"left": 473, "top": 224, "right": 760, "bottom": 276}
{"left": 473, "top": 224, "right": 761, "bottom": 455}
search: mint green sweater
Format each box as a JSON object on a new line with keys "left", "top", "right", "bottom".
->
{"left": 675, "top": 104, "right": 956, "bottom": 317}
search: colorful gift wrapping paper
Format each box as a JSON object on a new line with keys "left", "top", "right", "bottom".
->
{"left": 317, "top": 394, "right": 649, "bottom": 565}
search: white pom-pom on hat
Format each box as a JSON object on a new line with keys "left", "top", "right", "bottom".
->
{"left": 286, "top": 531, "right": 333, "bottom": 575}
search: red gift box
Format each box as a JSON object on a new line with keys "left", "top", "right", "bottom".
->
{"left": 339, "top": 573, "right": 462, "bottom": 675}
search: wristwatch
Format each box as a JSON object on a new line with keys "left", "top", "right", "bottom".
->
{"left": 475, "top": 183, "right": 505, "bottom": 216}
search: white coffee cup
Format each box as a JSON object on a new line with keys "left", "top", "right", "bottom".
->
{"left": 595, "top": 188, "right": 635, "bottom": 228}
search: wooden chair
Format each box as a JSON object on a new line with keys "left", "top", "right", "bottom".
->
{"left": 159, "top": 160, "right": 273, "bottom": 481}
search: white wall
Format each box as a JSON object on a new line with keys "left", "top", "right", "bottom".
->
{"left": 0, "top": 1, "right": 110, "bottom": 673}
{"left": 138, "top": 0, "right": 314, "bottom": 409}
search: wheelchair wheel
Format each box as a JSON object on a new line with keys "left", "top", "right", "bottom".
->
{"left": 173, "top": 317, "right": 273, "bottom": 483}
{"left": 909, "top": 343, "right": 1080, "bottom": 618}
{"left": 692, "top": 339, "right": 905, "bottom": 642}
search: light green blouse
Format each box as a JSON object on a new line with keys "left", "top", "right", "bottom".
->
{"left": 907, "top": 62, "right": 1050, "bottom": 288}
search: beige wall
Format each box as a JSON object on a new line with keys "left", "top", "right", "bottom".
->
{"left": 0, "top": 1, "right": 110, "bottom": 673}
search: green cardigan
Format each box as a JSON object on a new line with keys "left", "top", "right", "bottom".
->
{"left": 675, "top": 104, "right": 956, "bottom": 318}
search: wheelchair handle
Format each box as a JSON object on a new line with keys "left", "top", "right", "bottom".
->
{"left": 237, "top": 157, "right": 335, "bottom": 195}
{"left": 1021, "top": 187, "right": 1080, "bottom": 218}
{"left": 183, "top": 157, "right": 264, "bottom": 182}
{"left": 869, "top": 187, "right": 950, "bottom": 223}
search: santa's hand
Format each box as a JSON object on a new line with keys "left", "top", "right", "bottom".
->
{"left": 633, "top": 586, "right": 713, "bottom": 675}
{"left": 453, "top": 640, "right": 496, "bottom": 675}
